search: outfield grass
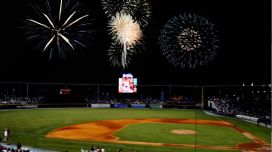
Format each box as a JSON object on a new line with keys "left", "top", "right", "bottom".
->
{"left": 0, "top": 108, "right": 270, "bottom": 152}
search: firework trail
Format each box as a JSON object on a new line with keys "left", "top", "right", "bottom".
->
{"left": 24, "top": 0, "right": 94, "bottom": 59}
{"left": 159, "top": 13, "right": 219, "bottom": 69}
{"left": 102, "top": 0, "right": 151, "bottom": 68}
{"left": 107, "top": 41, "right": 136, "bottom": 68}
{"left": 108, "top": 12, "right": 142, "bottom": 68}
{"left": 101, "top": 0, "right": 151, "bottom": 27}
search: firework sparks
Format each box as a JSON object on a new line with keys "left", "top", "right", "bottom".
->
{"left": 109, "top": 12, "right": 142, "bottom": 68}
{"left": 109, "top": 13, "right": 142, "bottom": 47}
{"left": 107, "top": 41, "right": 136, "bottom": 68}
{"left": 101, "top": 0, "right": 151, "bottom": 27}
{"left": 159, "top": 13, "right": 219, "bottom": 69}
{"left": 177, "top": 28, "right": 202, "bottom": 52}
{"left": 24, "top": 0, "right": 94, "bottom": 59}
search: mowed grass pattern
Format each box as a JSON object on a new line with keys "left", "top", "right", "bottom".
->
{"left": 0, "top": 108, "right": 270, "bottom": 152}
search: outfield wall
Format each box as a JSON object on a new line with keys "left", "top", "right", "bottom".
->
{"left": 91, "top": 104, "right": 111, "bottom": 108}
{"left": 0, "top": 103, "right": 199, "bottom": 109}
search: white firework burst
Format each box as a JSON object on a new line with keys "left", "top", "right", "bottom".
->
{"left": 109, "top": 12, "right": 142, "bottom": 68}
{"left": 24, "top": 0, "right": 93, "bottom": 59}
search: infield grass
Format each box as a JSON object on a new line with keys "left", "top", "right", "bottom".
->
{"left": 114, "top": 123, "right": 251, "bottom": 146}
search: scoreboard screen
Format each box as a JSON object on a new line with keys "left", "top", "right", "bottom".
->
{"left": 118, "top": 73, "right": 137, "bottom": 93}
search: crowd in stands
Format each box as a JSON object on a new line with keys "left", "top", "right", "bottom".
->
{"left": 0, "top": 95, "right": 43, "bottom": 105}
{"left": 0, "top": 92, "right": 195, "bottom": 106}
{"left": 82, "top": 146, "right": 136, "bottom": 152}
{"left": 0, "top": 142, "right": 30, "bottom": 152}
{"left": 85, "top": 94, "right": 195, "bottom": 105}
{"left": 208, "top": 88, "right": 271, "bottom": 123}
{"left": 0, "top": 141, "right": 130, "bottom": 152}
{"left": 86, "top": 146, "right": 105, "bottom": 152}
{"left": 208, "top": 96, "right": 239, "bottom": 116}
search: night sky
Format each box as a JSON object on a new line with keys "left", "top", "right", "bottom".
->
{"left": 0, "top": 0, "right": 270, "bottom": 85}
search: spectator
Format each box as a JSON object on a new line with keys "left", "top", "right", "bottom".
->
{"left": 3, "top": 128, "right": 9, "bottom": 141}
{"left": 90, "top": 146, "right": 95, "bottom": 152}
{"left": 16, "top": 142, "right": 22, "bottom": 150}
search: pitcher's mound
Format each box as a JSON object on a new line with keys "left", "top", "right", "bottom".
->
{"left": 171, "top": 129, "right": 196, "bottom": 135}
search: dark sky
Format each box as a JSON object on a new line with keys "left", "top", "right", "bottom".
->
{"left": 0, "top": 0, "right": 270, "bottom": 85}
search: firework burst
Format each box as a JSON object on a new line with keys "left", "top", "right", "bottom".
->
{"left": 102, "top": 0, "right": 151, "bottom": 68}
{"left": 24, "top": 0, "right": 94, "bottom": 59}
{"left": 101, "top": 0, "right": 151, "bottom": 27}
{"left": 109, "top": 13, "right": 142, "bottom": 47}
{"left": 108, "top": 12, "right": 142, "bottom": 68}
{"left": 159, "top": 13, "right": 219, "bottom": 69}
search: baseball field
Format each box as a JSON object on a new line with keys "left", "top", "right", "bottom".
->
{"left": 0, "top": 108, "right": 270, "bottom": 152}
